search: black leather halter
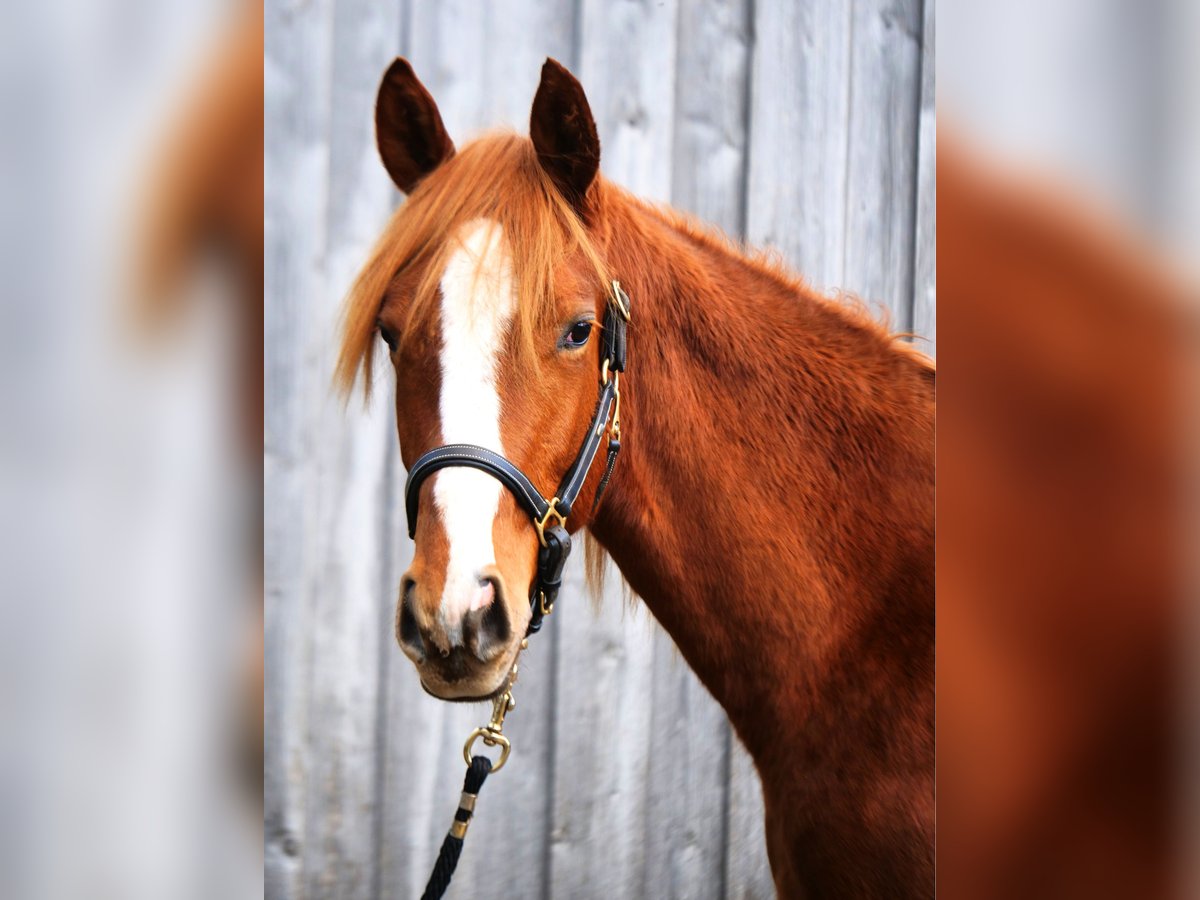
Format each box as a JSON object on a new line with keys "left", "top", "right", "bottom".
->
{"left": 404, "top": 281, "right": 630, "bottom": 635}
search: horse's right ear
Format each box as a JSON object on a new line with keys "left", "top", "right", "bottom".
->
{"left": 530, "top": 58, "right": 600, "bottom": 219}
{"left": 375, "top": 58, "right": 454, "bottom": 194}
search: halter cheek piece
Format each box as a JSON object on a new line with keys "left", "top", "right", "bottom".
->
{"left": 404, "top": 281, "right": 630, "bottom": 636}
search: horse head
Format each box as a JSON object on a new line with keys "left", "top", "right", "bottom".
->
{"left": 338, "top": 58, "right": 619, "bottom": 701}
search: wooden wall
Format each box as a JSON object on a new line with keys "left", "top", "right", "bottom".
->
{"left": 265, "top": 1, "right": 935, "bottom": 897}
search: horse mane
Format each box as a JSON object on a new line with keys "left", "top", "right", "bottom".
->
{"left": 335, "top": 132, "right": 611, "bottom": 397}
{"left": 609, "top": 190, "right": 936, "bottom": 376}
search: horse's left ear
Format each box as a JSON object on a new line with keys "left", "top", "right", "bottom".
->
{"left": 530, "top": 58, "right": 600, "bottom": 219}
{"left": 375, "top": 58, "right": 455, "bottom": 194}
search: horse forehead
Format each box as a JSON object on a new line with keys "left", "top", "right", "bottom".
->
{"left": 436, "top": 217, "right": 516, "bottom": 443}
{"left": 439, "top": 218, "right": 516, "bottom": 335}
{"left": 431, "top": 218, "right": 516, "bottom": 601}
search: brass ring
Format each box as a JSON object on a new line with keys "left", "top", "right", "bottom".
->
{"left": 463, "top": 727, "right": 511, "bottom": 772}
{"left": 533, "top": 497, "right": 566, "bottom": 548}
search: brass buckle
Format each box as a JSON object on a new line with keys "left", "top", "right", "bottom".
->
{"left": 534, "top": 496, "right": 566, "bottom": 548}
{"left": 537, "top": 589, "right": 554, "bottom": 618}
{"left": 463, "top": 689, "right": 514, "bottom": 772}
{"left": 610, "top": 373, "right": 621, "bottom": 441}
{"left": 462, "top": 657, "right": 521, "bottom": 772}
{"left": 610, "top": 279, "right": 631, "bottom": 321}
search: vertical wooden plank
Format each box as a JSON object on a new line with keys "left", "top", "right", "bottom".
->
{"left": 482, "top": 2, "right": 579, "bottom": 129}
{"left": 671, "top": 0, "right": 751, "bottom": 234}
{"left": 911, "top": 0, "right": 935, "bottom": 356}
{"left": 842, "top": 0, "right": 924, "bottom": 331}
{"left": 745, "top": 2, "right": 851, "bottom": 297}
{"left": 646, "top": 2, "right": 763, "bottom": 898}
{"left": 407, "top": 1, "right": 578, "bottom": 137}
{"left": 639, "top": 636, "right": 736, "bottom": 900}
{"left": 266, "top": 0, "right": 411, "bottom": 896}
{"left": 375, "top": 4, "right": 578, "bottom": 899}
{"left": 264, "top": 0, "right": 333, "bottom": 893}
{"left": 545, "top": 4, "right": 679, "bottom": 897}
{"left": 575, "top": 0, "right": 680, "bottom": 204}
{"left": 724, "top": 743, "right": 774, "bottom": 900}
{"left": 300, "top": 1, "right": 412, "bottom": 899}
{"left": 746, "top": 0, "right": 921, "bottom": 331}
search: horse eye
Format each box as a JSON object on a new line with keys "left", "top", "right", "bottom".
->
{"left": 562, "top": 321, "right": 593, "bottom": 349}
{"left": 377, "top": 321, "right": 398, "bottom": 352}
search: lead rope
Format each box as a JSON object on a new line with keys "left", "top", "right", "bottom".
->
{"left": 419, "top": 648, "right": 523, "bottom": 900}
{"left": 419, "top": 755, "right": 492, "bottom": 900}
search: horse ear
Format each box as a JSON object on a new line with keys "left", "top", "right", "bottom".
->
{"left": 375, "top": 58, "right": 454, "bottom": 194}
{"left": 530, "top": 58, "right": 600, "bottom": 218}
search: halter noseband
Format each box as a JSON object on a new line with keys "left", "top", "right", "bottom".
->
{"left": 403, "top": 281, "right": 630, "bottom": 636}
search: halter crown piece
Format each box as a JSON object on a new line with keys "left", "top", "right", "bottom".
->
{"left": 403, "top": 280, "right": 630, "bottom": 636}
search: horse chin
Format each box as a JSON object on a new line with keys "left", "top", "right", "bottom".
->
{"left": 415, "top": 639, "right": 522, "bottom": 703}
{"left": 418, "top": 677, "right": 506, "bottom": 704}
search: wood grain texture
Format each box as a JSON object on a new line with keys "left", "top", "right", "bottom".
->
{"left": 264, "top": 0, "right": 331, "bottom": 894}
{"left": 912, "top": 0, "right": 936, "bottom": 356}
{"left": 746, "top": 1, "right": 852, "bottom": 298}
{"left": 265, "top": 1, "right": 934, "bottom": 897}
{"left": 842, "top": 0, "right": 924, "bottom": 331}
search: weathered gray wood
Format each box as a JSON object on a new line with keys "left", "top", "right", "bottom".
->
{"left": 842, "top": 0, "right": 924, "bottom": 332}
{"left": 264, "top": 0, "right": 333, "bottom": 894}
{"left": 547, "top": 559, "right": 658, "bottom": 898}
{"left": 575, "top": 0, "right": 679, "bottom": 204}
{"left": 746, "top": 0, "right": 922, "bottom": 334}
{"left": 265, "top": 0, "right": 407, "bottom": 896}
{"left": 302, "top": 1, "right": 414, "bottom": 898}
{"left": 724, "top": 743, "right": 774, "bottom": 900}
{"left": 671, "top": 0, "right": 752, "bottom": 236}
{"left": 639, "top": 633, "right": 736, "bottom": 900}
{"left": 911, "top": 0, "right": 936, "bottom": 356}
{"left": 745, "top": 2, "right": 852, "bottom": 300}
{"left": 407, "top": 1, "right": 578, "bottom": 138}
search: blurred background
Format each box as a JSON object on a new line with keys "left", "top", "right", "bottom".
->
{"left": 264, "top": 1, "right": 931, "bottom": 898}
{"left": 939, "top": 1, "right": 1199, "bottom": 898}
{"left": 0, "top": 0, "right": 262, "bottom": 899}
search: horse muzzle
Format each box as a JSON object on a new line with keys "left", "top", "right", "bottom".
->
{"left": 397, "top": 571, "right": 527, "bottom": 700}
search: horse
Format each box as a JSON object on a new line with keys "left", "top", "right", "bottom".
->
{"left": 336, "top": 57, "right": 935, "bottom": 898}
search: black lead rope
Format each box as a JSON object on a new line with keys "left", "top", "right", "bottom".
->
{"left": 419, "top": 755, "right": 493, "bottom": 900}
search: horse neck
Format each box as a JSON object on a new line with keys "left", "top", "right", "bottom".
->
{"left": 588, "top": 195, "right": 935, "bottom": 775}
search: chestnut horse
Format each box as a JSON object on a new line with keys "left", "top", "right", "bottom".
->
{"left": 337, "top": 58, "right": 934, "bottom": 898}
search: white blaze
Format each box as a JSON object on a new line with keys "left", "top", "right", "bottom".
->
{"left": 433, "top": 219, "right": 515, "bottom": 631}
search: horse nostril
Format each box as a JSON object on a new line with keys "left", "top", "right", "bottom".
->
{"left": 397, "top": 577, "right": 423, "bottom": 657}
{"left": 463, "top": 577, "right": 511, "bottom": 660}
